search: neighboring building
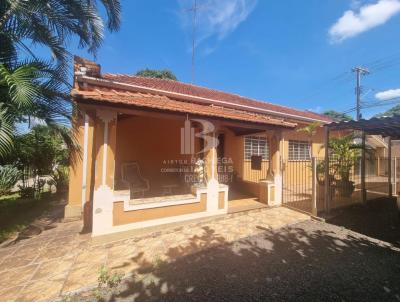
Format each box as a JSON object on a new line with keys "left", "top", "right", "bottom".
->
{"left": 367, "top": 135, "right": 388, "bottom": 157}
{"left": 392, "top": 140, "right": 400, "bottom": 157}
{"left": 66, "top": 57, "right": 332, "bottom": 237}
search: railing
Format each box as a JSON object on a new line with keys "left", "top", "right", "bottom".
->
{"left": 282, "top": 156, "right": 398, "bottom": 215}
{"left": 282, "top": 159, "right": 313, "bottom": 213}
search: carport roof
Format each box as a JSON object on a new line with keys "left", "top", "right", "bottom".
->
{"left": 326, "top": 115, "right": 400, "bottom": 139}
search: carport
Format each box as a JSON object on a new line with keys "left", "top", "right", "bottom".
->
{"left": 324, "top": 115, "right": 400, "bottom": 213}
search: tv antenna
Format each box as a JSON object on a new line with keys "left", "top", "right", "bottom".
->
{"left": 184, "top": 0, "right": 207, "bottom": 84}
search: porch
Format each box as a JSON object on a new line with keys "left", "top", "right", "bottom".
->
{"left": 82, "top": 106, "right": 291, "bottom": 236}
{"left": 227, "top": 189, "right": 267, "bottom": 214}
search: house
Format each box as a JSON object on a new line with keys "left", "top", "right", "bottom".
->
{"left": 66, "top": 56, "right": 332, "bottom": 237}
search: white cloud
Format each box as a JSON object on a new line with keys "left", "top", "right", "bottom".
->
{"left": 178, "top": 0, "right": 257, "bottom": 51}
{"left": 375, "top": 88, "right": 400, "bottom": 100}
{"left": 329, "top": 0, "right": 400, "bottom": 42}
{"left": 308, "top": 106, "right": 322, "bottom": 113}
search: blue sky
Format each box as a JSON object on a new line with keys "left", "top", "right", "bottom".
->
{"left": 70, "top": 0, "right": 400, "bottom": 119}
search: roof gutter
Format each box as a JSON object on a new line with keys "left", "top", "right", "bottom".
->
{"left": 78, "top": 75, "right": 330, "bottom": 124}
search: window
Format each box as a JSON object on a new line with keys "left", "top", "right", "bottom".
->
{"left": 244, "top": 136, "right": 269, "bottom": 160}
{"left": 288, "top": 140, "right": 310, "bottom": 161}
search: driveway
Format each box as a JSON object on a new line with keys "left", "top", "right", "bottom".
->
{"left": 0, "top": 207, "right": 309, "bottom": 302}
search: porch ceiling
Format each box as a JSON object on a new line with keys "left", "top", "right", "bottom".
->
{"left": 227, "top": 126, "right": 268, "bottom": 136}
{"left": 72, "top": 86, "right": 297, "bottom": 129}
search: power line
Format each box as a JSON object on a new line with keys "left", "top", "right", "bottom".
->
{"left": 362, "top": 52, "right": 400, "bottom": 75}
{"left": 300, "top": 71, "right": 352, "bottom": 102}
{"left": 323, "top": 53, "right": 400, "bottom": 117}
{"left": 363, "top": 51, "right": 400, "bottom": 69}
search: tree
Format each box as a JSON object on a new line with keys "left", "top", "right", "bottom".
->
{"left": 0, "top": 59, "right": 71, "bottom": 157}
{"left": 0, "top": 0, "right": 121, "bottom": 66}
{"left": 374, "top": 104, "right": 400, "bottom": 118}
{"left": 0, "top": 165, "right": 20, "bottom": 196}
{"left": 6, "top": 125, "right": 69, "bottom": 196}
{"left": 0, "top": 0, "right": 121, "bottom": 158}
{"left": 136, "top": 69, "right": 178, "bottom": 81}
{"left": 328, "top": 134, "right": 362, "bottom": 197}
{"left": 323, "top": 110, "right": 353, "bottom": 122}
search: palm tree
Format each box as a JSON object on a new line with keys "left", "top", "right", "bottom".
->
{"left": 0, "top": 59, "right": 72, "bottom": 157}
{"left": 297, "top": 121, "right": 321, "bottom": 158}
{"left": 0, "top": 0, "right": 121, "bottom": 65}
{"left": 0, "top": 0, "right": 121, "bottom": 158}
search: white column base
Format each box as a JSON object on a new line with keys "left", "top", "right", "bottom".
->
{"left": 273, "top": 174, "right": 283, "bottom": 206}
{"left": 92, "top": 185, "right": 114, "bottom": 236}
{"left": 206, "top": 179, "right": 220, "bottom": 213}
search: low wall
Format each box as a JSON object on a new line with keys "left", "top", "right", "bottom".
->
{"left": 113, "top": 193, "right": 207, "bottom": 226}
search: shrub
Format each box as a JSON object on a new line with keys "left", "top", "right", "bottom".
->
{"left": 0, "top": 165, "right": 20, "bottom": 196}
{"left": 48, "top": 166, "right": 69, "bottom": 193}
{"left": 98, "top": 265, "right": 123, "bottom": 289}
{"left": 18, "top": 186, "right": 35, "bottom": 199}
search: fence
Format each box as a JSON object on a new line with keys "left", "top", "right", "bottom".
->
{"left": 282, "top": 159, "right": 313, "bottom": 214}
{"left": 282, "top": 156, "right": 398, "bottom": 215}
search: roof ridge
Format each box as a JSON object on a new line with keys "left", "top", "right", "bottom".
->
{"left": 102, "top": 73, "right": 329, "bottom": 120}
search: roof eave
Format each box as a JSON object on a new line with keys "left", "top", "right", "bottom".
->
{"left": 76, "top": 75, "right": 331, "bottom": 124}
{"left": 72, "top": 92, "right": 297, "bottom": 129}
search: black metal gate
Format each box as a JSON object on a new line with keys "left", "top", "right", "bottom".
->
{"left": 282, "top": 159, "right": 314, "bottom": 214}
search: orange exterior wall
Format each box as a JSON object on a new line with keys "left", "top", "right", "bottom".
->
{"left": 222, "top": 125, "right": 327, "bottom": 196}
{"left": 115, "top": 115, "right": 193, "bottom": 190}
{"left": 218, "top": 191, "right": 225, "bottom": 209}
{"left": 282, "top": 125, "right": 325, "bottom": 159}
{"left": 282, "top": 126, "right": 325, "bottom": 187}
{"left": 66, "top": 108, "right": 95, "bottom": 220}
{"left": 223, "top": 128, "right": 270, "bottom": 184}
{"left": 113, "top": 193, "right": 207, "bottom": 225}
{"left": 67, "top": 112, "right": 84, "bottom": 208}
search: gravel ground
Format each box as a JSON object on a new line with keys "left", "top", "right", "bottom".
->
{"left": 328, "top": 197, "right": 400, "bottom": 247}
{"left": 66, "top": 219, "right": 400, "bottom": 302}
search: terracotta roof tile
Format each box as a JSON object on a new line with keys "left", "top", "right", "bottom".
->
{"left": 101, "top": 73, "right": 331, "bottom": 122}
{"left": 71, "top": 87, "right": 296, "bottom": 128}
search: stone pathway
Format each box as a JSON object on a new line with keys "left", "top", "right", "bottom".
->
{"left": 0, "top": 207, "right": 309, "bottom": 302}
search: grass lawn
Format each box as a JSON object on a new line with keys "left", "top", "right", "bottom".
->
{"left": 0, "top": 192, "right": 56, "bottom": 243}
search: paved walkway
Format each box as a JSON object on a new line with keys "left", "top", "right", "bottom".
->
{"left": 0, "top": 207, "right": 309, "bottom": 302}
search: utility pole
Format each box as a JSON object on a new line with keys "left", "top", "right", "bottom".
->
{"left": 352, "top": 66, "right": 369, "bottom": 121}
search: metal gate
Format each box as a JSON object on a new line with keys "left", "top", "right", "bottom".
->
{"left": 282, "top": 159, "right": 314, "bottom": 214}
{"left": 282, "top": 156, "right": 397, "bottom": 215}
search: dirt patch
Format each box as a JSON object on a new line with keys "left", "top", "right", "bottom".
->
{"left": 327, "top": 197, "right": 400, "bottom": 246}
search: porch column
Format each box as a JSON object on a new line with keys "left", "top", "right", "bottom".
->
{"left": 92, "top": 109, "right": 117, "bottom": 236}
{"left": 270, "top": 131, "right": 282, "bottom": 205}
{"left": 324, "top": 126, "right": 330, "bottom": 214}
{"left": 204, "top": 129, "right": 220, "bottom": 213}
{"left": 388, "top": 137, "right": 393, "bottom": 197}
{"left": 377, "top": 156, "right": 381, "bottom": 176}
{"left": 361, "top": 131, "right": 366, "bottom": 203}
{"left": 66, "top": 109, "right": 86, "bottom": 219}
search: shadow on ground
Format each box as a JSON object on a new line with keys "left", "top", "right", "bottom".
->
{"left": 327, "top": 197, "right": 400, "bottom": 247}
{"left": 97, "top": 219, "right": 400, "bottom": 302}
